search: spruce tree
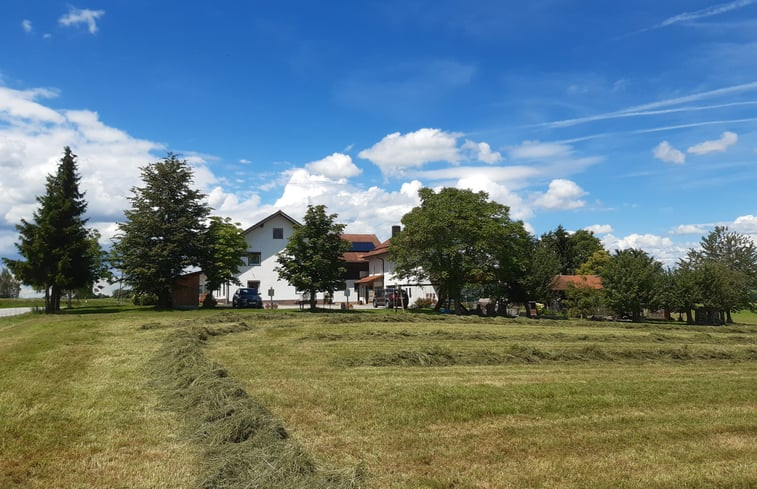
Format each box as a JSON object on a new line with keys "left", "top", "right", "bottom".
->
{"left": 3, "top": 147, "right": 96, "bottom": 312}
{"left": 113, "top": 154, "right": 210, "bottom": 308}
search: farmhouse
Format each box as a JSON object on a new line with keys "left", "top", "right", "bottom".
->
{"left": 208, "top": 210, "right": 394, "bottom": 305}
{"left": 356, "top": 225, "right": 437, "bottom": 307}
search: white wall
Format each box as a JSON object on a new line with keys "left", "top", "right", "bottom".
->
{"left": 235, "top": 214, "right": 300, "bottom": 302}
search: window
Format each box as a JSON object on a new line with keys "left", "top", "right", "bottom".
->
{"left": 247, "top": 252, "right": 261, "bottom": 266}
{"left": 273, "top": 227, "right": 284, "bottom": 239}
{"left": 247, "top": 280, "right": 260, "bottom": 289}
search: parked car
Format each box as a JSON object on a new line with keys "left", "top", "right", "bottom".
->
{"left": 232, "top": 288, "right": 263, "bottom": 308}
{"left": 373, "top": 286, "right": 409, "bottom": 308}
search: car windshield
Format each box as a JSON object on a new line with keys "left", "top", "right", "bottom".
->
{"left": 239, "top": 288, "right": 259, "bottom": 296}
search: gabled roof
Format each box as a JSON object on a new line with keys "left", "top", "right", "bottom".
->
{"left": 341, "top": 233, "right": 381, "bottom": 263}
{"left": 362, "top": 239, "right": 391, "bottom": 258}
{"left": 551, "top": 274, "right": 603, "bottom": 291}
{"left": 242, "top": 210, "right": 300, "bottom": 235}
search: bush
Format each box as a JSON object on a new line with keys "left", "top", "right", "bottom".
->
{"left": 133, "top": 293, "right": 158, "bottom": 306}
{"left": 411, "top": 297, "right": 436, "bottom": 309}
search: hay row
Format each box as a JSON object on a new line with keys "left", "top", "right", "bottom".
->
{"left": 302, "top": 330, "right": 757, "bottom": 345}
{"left": 148, "top": 315, "right": 363, "bottom": 489}
{"left": 337, "top": 344, "right": 757, "bottom": 367}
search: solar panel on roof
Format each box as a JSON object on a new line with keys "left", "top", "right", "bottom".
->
{"left": 351, "top": 242, "right": 376, "bottom": 252}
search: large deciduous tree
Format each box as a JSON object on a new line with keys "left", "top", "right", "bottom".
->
{"left": 3, "top": 147, "right": 99, "bottom": 313}
{"left": 275, "top": 205, "right": 350, "bottom": 311}
{"left": 600, "top": 248, "right": 665, "bottom": 322}
{"left": 540, "top": 226, "right": 604, "bottom": 275}
{"left": 686, "top": 226, "right": 756, "bottom": 323}
{"left": 390, "top": 187, "right": 528, "bottom": 313}
{"left": 112, "top": 154, "right": 210, "bottom": 309}
{"left": 199, "top": 217, "right": 248, "bottom": 307}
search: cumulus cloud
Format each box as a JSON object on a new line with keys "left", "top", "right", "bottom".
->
{"left": 669, "top": 224, "right": 707, "bottom": 235}
{"left": 462, "top": 140, "right": 502, "bottom": 163}
{"left": 687, "top": 131, "right": 738, "bottom": 155}
{"left": 59, "top": 7, "right": 105, "bottom": 34}
{"left": 305, "top": 152, "right": 362, "bottom": 179}
{"left": 358, "top": 128, "right": 462, "bottom": 174}
{"left": 22, "top": 20, "right": 32, "bottom": 33}
{"left": 584, "top": 224, "right": 613, "bottom": 234}
{"left": 533, "top": 179, "right": 587, "bottom": 210}
{"left": 602, "top": 233, "right": 690, "bottom": 266}
{"left": 0, "top": 86, "right": 64, "bottom": 123}
{"left": 653, "top": 141, "right": 685, "bottom": 164}
{"left": 457, "top": 174, "right": 533, "bottom": 220}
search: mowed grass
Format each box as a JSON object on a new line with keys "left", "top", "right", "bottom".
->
{"left": 2, "top": 304, "right": 756, "bottom": 488}
{"left": 0, "top": 304, "right": 203, "bottom": 488}
{"left": 207, "top": 312, "right": 757, "bottom": 489}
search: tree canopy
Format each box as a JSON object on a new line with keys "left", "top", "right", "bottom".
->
{"left": 600, "top": 248, "right": 664, "bottom": 322}
{"left": 199, "top": 217, "right": 248, "bottom": 307}
{"left": 112, "top": 154, "right": 211, "bottom": 308}
{"left": 275, "top": 205, "right": 350, "bottom": 311}
{"left": 390, "top": 187, "right": 529, "bottom": 312}
{"left": 3, "top": 147, "right": 99, "bottom": 312}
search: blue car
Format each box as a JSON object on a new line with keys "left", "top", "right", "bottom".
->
{"left": 232, "top": 288, "right": 263, "bottom": 308}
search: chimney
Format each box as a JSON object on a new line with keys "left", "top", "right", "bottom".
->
{"left": 391, "top": 225, "right": 401, "bottom": 237}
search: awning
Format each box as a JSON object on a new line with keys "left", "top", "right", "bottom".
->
{"left": 354, "top": 274, "right": 384, "bottom": 285}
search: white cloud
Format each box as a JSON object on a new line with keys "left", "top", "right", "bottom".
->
{"left": 462, "top": 140, "right": 502, "bottom": 163}
{"left": 0, "top": 84, "right": 167, "bottom": 258}
{"left": 59, "top": 7, "right": 105, "bottom": 34}
{"left": 533, "top": 179, "right": 587, "bottom": 210}
{"left": 0, "top": 86, "right": 64, "bottom": 123}
{"left": 669, "top": 224, "right": 707, "bottom": 235}
{"left": 601, "top": 233, "right": 689, "bottom": 267}
{"left": 732, "top": 214, "right": 757, "bottom": 233}
{"left": 653, "top": 141, "right": 685, "bottom": 164}
{"left": 22, "top": 20, "right": 32, "bottom": 33}
{"left": 509, "top": 140, "right": 572, "bottom": 160}
{"left": 358, "top": 128, "right": 462, "bottom": 174}
{"left": 584, "top": 224, "right": 613, "bottom": 234}
{"left": 457, "top": 174, "right": 532, "bottom": 220}
{"left": 239, "top": 159, "right": 251, "bottom": 164}
{"left": 655, "top": 0, "right": 755, "bottom": 29}
{"left": 687, "top": 131, "right": 738, "bottom": 155}
{"left": 306, "top": 152, "right": 362, "bottom": 179}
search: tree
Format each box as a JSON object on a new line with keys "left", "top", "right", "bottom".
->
{"left": 687, "top": 226, "right": 756, "bottom": 322}
{"left": 600, "top": 248, "right": 665, "bottom": 322}
{"left": 390, "top": 187, "right": 526, "bottom": 313}
{"left": 540, "top": 226, "right": 604, "bottom": 275}
{"left": 275, "top": 205, "right": 350, "bottom": 311}
{"left": 0, "top": 268, "right": 21, "bottom": 298}
{"left": 199, "top": 217, "right": 248, "bottom": 308}
{"left": 576, "top": 249, "right": 611, "bottom": 275}
{"left": 564, "top": 282, "right": 605, "bottom": 319}
{"left": 525, "top": 241, "right": 562, "bottom": 304}
{"left": 3, "top": 147, "right": 98, "bottom": 313}
{"left": 112, "top": 154, "right": 210, "bottom": 309}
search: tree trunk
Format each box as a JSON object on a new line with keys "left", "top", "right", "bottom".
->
{"left": 726, "top": 310, "right": 734, "bottom": 323}
{"left": 685, "top": 309, "right": 694, "bottom": 325}
{"left": 632, "top": 309, "right": 641, "bottom": 322}
{"left": 309, "top": 289, "right": 317, "bottom": 311}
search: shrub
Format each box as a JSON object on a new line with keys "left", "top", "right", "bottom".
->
{"left": 411, "top": 297, "right": 435, "bottom": 309}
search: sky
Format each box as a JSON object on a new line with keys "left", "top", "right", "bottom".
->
{"left": 2, "top": 1, "right": 756, "bottom": 285}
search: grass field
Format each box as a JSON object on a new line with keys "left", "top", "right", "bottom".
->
{"left": 1, "top": 303, "right": 756, "bottom": 488}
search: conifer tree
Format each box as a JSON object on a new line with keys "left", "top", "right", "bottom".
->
{"left": 3, "top": 147, "right": 97, "bottom": 312}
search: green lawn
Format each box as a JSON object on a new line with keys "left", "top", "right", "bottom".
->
{"left": 1, "top": 304, "right": 756, "bottom": 488}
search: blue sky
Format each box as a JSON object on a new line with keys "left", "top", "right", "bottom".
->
{"left": 2, "top": 0, "right": 756, "bottom": 272}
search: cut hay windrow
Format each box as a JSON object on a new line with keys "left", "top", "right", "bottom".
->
{"left": 148, "top": 314, "right": 363, "bottom": 489}
{"left": 336, "top": 344, "right": 757, "bottom": 367}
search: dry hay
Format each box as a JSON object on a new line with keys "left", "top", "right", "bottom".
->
{"left": 148, "top": 315, "right": 363, "bottom": 489}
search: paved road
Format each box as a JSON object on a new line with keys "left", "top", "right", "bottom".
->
{"left": 0, "top": 307, "right": 34, "bottom": 317}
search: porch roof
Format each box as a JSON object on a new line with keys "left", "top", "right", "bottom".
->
{"left": 354, "top": 274, "right": 384, "bottom": 285}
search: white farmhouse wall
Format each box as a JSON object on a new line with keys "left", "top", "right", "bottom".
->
{"left": 235, "top": 213, "right": 300, "bottom": 302}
